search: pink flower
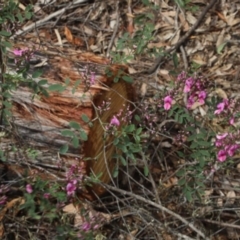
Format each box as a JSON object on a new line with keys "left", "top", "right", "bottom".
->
{"left": 13, "top": 48, "right": 27, "bottom": 56}
{"left": 110, "top": 116, "right": 120, "bottom": 126}
{"left": 230, "top": 117, "right": 234, "bottom": 125}
{"left": 216, "top": 133, "right": 228, "bottom": 140}
{"left": 93, "top": 224, "right": 100, "bottom": 230}
{"left": 66, "top": 181, "right": 77, "bottom": 196}
{"left": 82, "top": 222, "right": 91, "bottom": 231}
{"left": 214, "top": 102, "right": 225, "bottom": 115}
{"left": 217, "top": 150, "right": 227, "bottom": 162}
{"left": 43, "top": 193, "right": 50, "bottom": 199}
{"left": 187, "top": 95, "right": 194, "bottom": 108}
{"left": 26, "top": 184, "right": 33, "bottom": 194}
{"left": 177, "top": 71, "right": 186, "bottom": 81}
{"left": 215, "top": 141, "right": 222, "bottom": 147}
{"left": 163, "top": 96, "right": 172, "bottom": 110}
{"left": 198, "top": 91, "right": 207, "bottom": 104}
{"left": 214, "top": 99, "right": 229, "bottom": 115}
{"left": 183, "top": 78, "right": 193, "bottom": 93}
{"left": 227, "top": 144, "right": 239, "bottom": 157}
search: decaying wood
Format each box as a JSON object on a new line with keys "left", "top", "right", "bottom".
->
{"left": 1, "top": 45, "right": 134, "bottom": 198}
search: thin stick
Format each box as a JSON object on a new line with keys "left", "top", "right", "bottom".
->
{"left": 145, "top": 0, "right": 217, "bottom": 75}
{"left": 12, "top": 0, "right": 87, "bottom": 37}
{"left": 106, "top": 1, "right": 120, "bottom": 57}
{"left": 203, "top": 219, "right": 240, "bottom": 230}
{"left": 103, "top": 183, "right": 209, "bottom": 239}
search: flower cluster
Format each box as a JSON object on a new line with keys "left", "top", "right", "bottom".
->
{"left": 214, "top": 98, "right": 238, "bottom": 126}
{"left": 13, "top": 47, "right": 33, "bottom": 66}
{"left": 13, "top": 48, "right": 28, "bottom": 57}
{"left": 105, "top": 105, "right": 133, "bottom": 134}
{"left": 77, "top": 210, "right": 105, "bottom": 238}
{"left": 81, "top": 66, "right": 97, "bottom": 91}
{"left": 96, "top": 98, "right": 111, "bottom": 115}
{"left": 160, "top": 72, "right": 240, "bottom": 164}
{"left": 215, "top": 133, "right": 240, "bottom": 162}
{"left": 163, "top": 72, "right": 208, "bottom": 110}
{"left": 65, "top": 163, "right": 84, "bottom": 196}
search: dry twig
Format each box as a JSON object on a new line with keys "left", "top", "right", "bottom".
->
{"left": 106, "top": 1, "right": 120, "bottom": 57}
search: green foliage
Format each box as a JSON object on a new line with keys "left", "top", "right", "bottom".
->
{"left": 110, "top": 1, "right": 161, "bottom": 63}
{"left": 169, "top": 104, "right": 216, "bottom": 202}
{"left": 59, "top": 118, "right": 89, "bottom": 153}
{"left": 112, "top": 124, "right": 143, "bottom": 177}
{"left": 174, "top": 0, "right": 199, "bottom": 12}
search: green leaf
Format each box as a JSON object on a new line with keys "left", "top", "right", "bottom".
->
{"left": 197, "top": 141, "right": 212, "bottom": 147}
{"left": 3, "top": 101, "right": 11, "bottom": 108}
{"left": 142, "top": 0, "right": 150, "bottom": 6}
{"left": 187, "top": 135, "right": 197, "bottom": 141}
{"left": 134, "top": 135, "right": 140, "bottom": 142}
{"left": 144, "top": 165, "right": 149, "bottom": 176}
{"left": 172, "top": 52, "right": 178, "bottom": 68}
{"left": 186, "top": 126, "right": 197, "bottom": 132}
{"left": 2, "top": 41, "right": 12, "bottom": 48}
{"left": 25, "top": 11, "right": 32, "bottom": 20}
{"left": 185, "top": 190, "right": 193, "bottom": 202}
{"left": 32, "top": 69, "right": 43, "bottom": 78}
{"left": 198, "top": 150, "right": 210, "bottom": 157}
{"left": 0, "top": 30, "right": 11, "bottom": 37}
{"left": 179, "top": 115, "right": 183, "bottom": 124}
{"left": 174, "top": 111, "right": 179, "bottom": 122}
{"left": 69, "top": 121, "right": 80, "bottom": 130}
{"left": 217, "top": 42, "right": 227, "bottom": 54}
{"left": 65, "top": 78, "right": 70, "bottom": 85}
{"left": 136, "top": 127, "right": 142, "bottom": 135}
{"left": 59, "top": 144, "right": 68, "bottom": 154}
{"left": 178, "top": 178, "right": 186, "bottom": 186}
{"left": 199, "top": 157, "right": 205, "bottom": 168}
{"left": 37, "top": 79, "right": 48, "bottom": 85}
{"left": 122, "top": 75, "right": 133, "bottom": 83}
{"left": 17, "top": 12, "right": 24, "bottom": 23}
{"left": 113, "top": 137, "right": 119, "bottom": 145}
{"left": 120, "top": 156, "right": 127, "bottom": 166}
{"left": 72, "top": 136, "right": 79, "bottom": 148}
{"left": 125, "top": 124, "right": 135, "bottom": 133}
{"left": 113, "top": 77, "right": 119, "bottom": 83}
{"left": 48, "top": 84, "right": 66, "bottom": 92}
{"left": 113, "top": 167, "right": 119, "bottom": 178}
{"left": 168, "top": 105, "right": 177, "bottom": 117}
{"left": 176, "top": 169, "right": 185, "bottom": 177}
{"left": 134, "top": 115, "right": 141, "bottom": 122}
{"left": 81, "top": 114, "right": 90, "bottom": 123}
{"left": 190, "top": 142, "right": 198, "bottom": 149}
{"left": 61, "top": 129, "right": 75, "bottom": 137}
{"left": 80, "top": 130, "right": 88, "bottom": 141}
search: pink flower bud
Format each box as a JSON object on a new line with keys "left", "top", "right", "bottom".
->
{"left": 110, "top": 116, "right": 120, "bottom": 126}
{"left": 217, "top": 150, "right": 227, "bottom": 162}
{"left": 26, "top": 184, "right": 33, "bottom": 194}
{"left": 163, "top": 96, "right": 172, "bottom": 110}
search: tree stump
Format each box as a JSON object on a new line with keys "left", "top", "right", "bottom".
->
{"left": 1, "top": 46, "right": 134, "bottom": 199}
